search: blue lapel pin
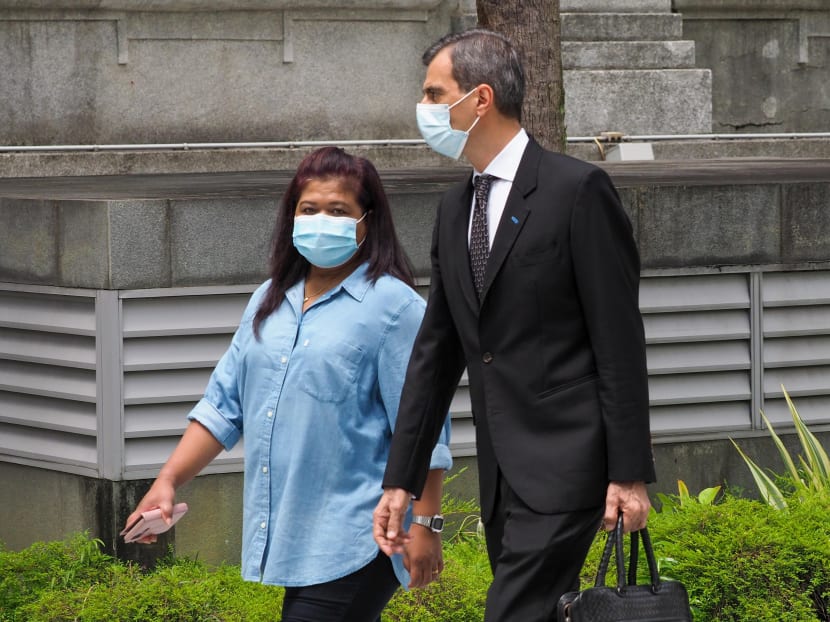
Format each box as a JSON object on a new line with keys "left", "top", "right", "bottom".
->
{"left": 511, "top": 216, "right": 519, "bottom": 224}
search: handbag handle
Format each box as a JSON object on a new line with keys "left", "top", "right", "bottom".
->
{"left": 594, "top": 512, "right": 661, "bottom": 593}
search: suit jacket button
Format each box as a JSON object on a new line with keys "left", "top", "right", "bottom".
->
{"left": 482, "top": 352, "right": 494, "bottom": 363}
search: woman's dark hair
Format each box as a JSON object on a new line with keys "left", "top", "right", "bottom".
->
{"left": 253, "top": 146, "right": 415, "bottom": 336}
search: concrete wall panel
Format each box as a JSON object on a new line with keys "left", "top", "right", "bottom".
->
{"left": 59, "top": 201, "right": 110, "bottom": 288}
{"left": 169, "top": 198, "right": 273, "bottom": 286}
{"left": 637, "top": 185, "right": 780, "bottom": 268}
{"left": 0, "top": 19, "right": 111, "bottom": 145}
{"left": 389, "top": 191, "right": 441, "bottom": 277}
{"left": 109, "top": 199, "right": 171, "bottom": 290}
{"left": 0, "top": 199, "right": 58, "bottom": 283}
{"left": 681, "top": 6, "right": 830, "bottom": 133}
{"left": 0, "top": 4, "right": 450, "bottom": 145}
{"left": 781, "top": 183, "right": 830, "bottom": 263}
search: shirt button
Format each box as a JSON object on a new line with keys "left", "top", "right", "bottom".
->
{"left": 260, "top": 521, "right": 266, "bottom": 529}
{"left": 267, "top": 410, "right": 273, "bottom": 418}
{"left": 262, "top": 466, "right": 268, "bottom": 474}
{"left": 482, "top": 352, "right": 494, "bottom": 363}
{"left": 281, "top": 356, "right": 288, "bottom": 364}
{"left": 303, "top": 339, "right": 310, "bottom": 347}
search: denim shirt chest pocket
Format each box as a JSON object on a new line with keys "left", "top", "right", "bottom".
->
{"left": 296, "top": 340, "right": 366, "bottom": 403}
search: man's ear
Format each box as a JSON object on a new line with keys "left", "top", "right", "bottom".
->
{"left": 475, "top": 84, "right": 496, "bottom": 115}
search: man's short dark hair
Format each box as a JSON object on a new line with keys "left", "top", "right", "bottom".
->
{"left": 423, "top": 29, "right": 525, "bottom": 121}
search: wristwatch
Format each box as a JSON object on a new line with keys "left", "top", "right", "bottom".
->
{"left": 411, "top": 514, "right": 445, "bottom": 533}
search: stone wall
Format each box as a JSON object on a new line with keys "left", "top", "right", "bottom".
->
{"left": 2, "top": 156, "right": 829, "bottom": 288}
{"left": 560, "top": 0, "right": 712, "bottom": 136}
{"left": 1, "top": 0, "right": 714, "bottom": 144}
{"left": 1, "top": 0, "right": 827, "bottom": 146}
{"left": 1, "top": 157, "right": 830, "bottom": 564}
{"left": 0, "top": 0, "right": 456, "bottom": 145}
{"left": 1, "top": 0, "right": 829, "bottom": 567}
{"left": 675, "top": 0, "right": 830, "bottom": 132}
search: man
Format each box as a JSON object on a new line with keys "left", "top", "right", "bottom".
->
{"left": 373, "top": 29, "right": 656, "bottom": 621}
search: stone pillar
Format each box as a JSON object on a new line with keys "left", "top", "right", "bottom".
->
{"left": 560, "top": 0, "right": 712, "bottom": 136}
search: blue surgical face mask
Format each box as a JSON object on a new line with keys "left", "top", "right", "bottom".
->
{"left": 292, "top": 212, "right": 367, "bottom": 269}
{"left": 416, "top": 88, "right": 481, "bottom": 160}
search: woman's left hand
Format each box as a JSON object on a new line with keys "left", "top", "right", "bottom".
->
{"left": 402, "top": 526, "right": 444, "bottom": 588}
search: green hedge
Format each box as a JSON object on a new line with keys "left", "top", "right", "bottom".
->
{"left": 0, "top": 533, "right": 489, "bottom": 622}
{"left": 645, "top": 493, "right": 830, "bottom": 621}
{"left": 0, "top": 536, "right": 283, "bottom": 622}
{"left": 3, "top": 491, "right": 830, "bottom": 621}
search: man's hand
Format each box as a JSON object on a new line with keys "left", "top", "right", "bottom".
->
{"left": 373, "top": 487, "right": 412, "bottom": 556}
{"left": 603, "top": 480, "right": 650, "bottom": 533}
{"left": 403, "top": 527, "right": 443, "bottom": 588}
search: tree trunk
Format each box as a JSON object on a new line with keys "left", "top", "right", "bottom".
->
{"left": 477, "top": 0, "right": 566, "bottom": 152}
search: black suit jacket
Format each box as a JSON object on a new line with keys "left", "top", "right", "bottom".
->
{"left": 384, "top": 138, "right": 656, "bottom": 521}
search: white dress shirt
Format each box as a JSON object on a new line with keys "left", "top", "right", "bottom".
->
{"left": 468, "top": 128, "right": 530, "bottom": 248}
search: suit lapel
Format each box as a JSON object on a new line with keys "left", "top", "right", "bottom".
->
{"left": 448, "top": 176, "right": 481, "bottom": 312}
{"left": 480, "top": 140, "right": 541, "bottom": 303}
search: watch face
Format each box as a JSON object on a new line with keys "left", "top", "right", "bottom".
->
{"left": 432, "top": 516, "right": 445, "bottom": 532}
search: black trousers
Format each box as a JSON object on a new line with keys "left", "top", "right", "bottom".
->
{"left": 483, "top": 471, "right": 604, "bottom": 622}
{"left": 280, "top": 552, "right": 400, "bottom": 622}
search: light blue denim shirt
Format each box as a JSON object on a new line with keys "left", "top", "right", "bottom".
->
{"left": 188, "top": 262, "right": 452, "bottom": 588}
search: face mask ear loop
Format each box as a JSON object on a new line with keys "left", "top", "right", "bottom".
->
{"left": 448, "top": 88, "right": 480, "bottom": 134}
{"left": 356, "top": 210, "right": 369, "bottom": 247}
{"left": 465, "top": 114, "right": 481, "bottom": 134}
{"left": 448, "top": 87, "right": 479, "bottom": 111}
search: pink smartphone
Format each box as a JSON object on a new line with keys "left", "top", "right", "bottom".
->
{"left": 121, "top": 502, "right": 189, "bottom": 543}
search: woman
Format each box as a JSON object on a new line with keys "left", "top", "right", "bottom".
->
{"left": 124, "top": 146, "right": 452, "bottom": 622}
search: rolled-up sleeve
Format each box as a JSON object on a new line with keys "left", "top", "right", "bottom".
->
{"left": 378, "top": 296, "right": 453, "bottom": 472}
{"left": 188, "top": 396, "right": 241, "bottom": 451}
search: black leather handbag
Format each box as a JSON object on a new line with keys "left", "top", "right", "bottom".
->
{"left": 557, "top": 514, "right": 693, "bottom": 622}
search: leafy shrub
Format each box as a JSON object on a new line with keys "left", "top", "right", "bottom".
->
{"left": 654, "top": 492, "right": 830, "bottom": 621}
{"left": 5, "top": 477, "right": 830, "bottom": 620}
{"left": 732, "top": 385, "right": 830, "bottom": 509}
{"left": 0, "top": 532, "right": 112, "bottom": 620}
{"left": 17, "top": 558, "right": 283, "bottom": 622}
{"left": 1, "top": 532, "right": 488, "bottom": 622}
{"left": 0, "top": 537, "right": 282, "bottom": 622}
{"left": 577, "top": 489, "right": 830, "bottom": 621}
{"left": 385, "top": 535, "right": 491, "bottom": 621}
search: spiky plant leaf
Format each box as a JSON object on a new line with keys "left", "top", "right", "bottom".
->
{"left": 796, "top": 455, "right": 820, "bottom": 493}
{"left": 783, "top": 386, "right": 830, "bottom": 485}
{"left": 730, "top": 439, "right": 788, "bottom": 510}
{"left": 758, "top": 409, "right": 804, "bottom": 490}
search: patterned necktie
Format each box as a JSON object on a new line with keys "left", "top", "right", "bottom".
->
{"left": 470, "top": 174, "right": 496, "bottom": 298}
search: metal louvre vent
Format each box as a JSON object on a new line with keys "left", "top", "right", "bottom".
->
{"left": 2, "top": 268, "right": 829, "bottom": 479}
{"left": 448, "top": 373, "right": 475, "bottom": 457}
{"left": 120, "top": 290, "right": 253, "bottom": 479}
{"left": 761, "top": 271, "right": 830, "bottom": 427}
{"left": 0, "top": 289, "right": 98, "bottom": 475}
{"left": 121, "top": 285, "right": 477, "bottom": 474}
{"left": 640, "top": 273, "right": 753, "bottom": 435}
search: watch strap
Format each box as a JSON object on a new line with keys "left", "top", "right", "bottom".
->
{"left": 412, "top": 514, "right": 444, "bottom": 533}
